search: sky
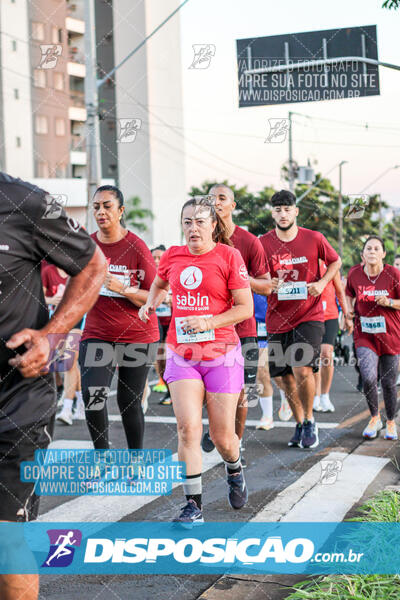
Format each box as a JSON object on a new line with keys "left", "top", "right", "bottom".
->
{"left": 176, "top": 0, "right": 400, "bottom": 207}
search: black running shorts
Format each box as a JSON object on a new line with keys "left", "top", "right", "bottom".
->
{"left": 267, "top": 321, "right": 324, "bottom": 378}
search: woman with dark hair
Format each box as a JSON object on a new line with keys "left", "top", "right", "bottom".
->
{"left": 79, "top": 185, "right": 159, "bottom": 449}
{"left": 139, "top": 196, "right": 253, "bottom": 525}
{"left": 346, "top": 235, "right": 400, "bottom": 440}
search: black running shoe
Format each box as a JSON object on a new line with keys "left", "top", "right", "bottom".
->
{"left": 227, "top": 469, "right": 248, "bottom": 510}
{"left": 172, "top": 499, "right": 204, "bottom": 528}
{"left": 300, "top": 420, "right": 319, "bottom": 449}
{"left": 201, "top": 430, "right": 215, "bottom": 453}
{"left": 288, "top": 423, "right": 303, "bottom": 447}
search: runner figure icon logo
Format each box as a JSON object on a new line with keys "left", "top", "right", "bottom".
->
{"left": 87, "top": 386, "right": 109, "bottom": 411}
{"left": 42, "top": 529, "right": 82, "bottom": 568}
{"left": 180, "top": 266, "right": 203, "bottom": 290}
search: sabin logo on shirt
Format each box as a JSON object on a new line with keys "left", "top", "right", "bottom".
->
{"left": 180, "top": 266, "right": 203, "bottom": 290}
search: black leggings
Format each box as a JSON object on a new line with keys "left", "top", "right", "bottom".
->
{"left": 79, "top": 339, "right": 158, "bottom": 449}
{"left": 356, "top": 346, "right": 399, "bottom": 421}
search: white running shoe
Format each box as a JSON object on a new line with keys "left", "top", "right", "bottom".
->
{"left": 319, "top": 395, "right": 335, "bottom": 413}
{"left": 313, "top": 396, "right": 322, "bottom": 411}
{"left": 397, "top": 374, "right": 400, "bottom": 386}
{"left": 74, "top": 401, "right": 86, "bottom": 420}
{"left": 256, "top": 417, "right": 274, "bottom": 430}
{"left": 278, "top": 399, "right": 292, "bottom": 421}
{"left": 56, "top": 407, "right": 73, "bottom": 426}
{"left": 363, "top": 416, "right": 383, "bottom": 439}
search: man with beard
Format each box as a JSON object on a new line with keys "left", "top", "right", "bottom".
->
{"left": 259, "top": 190, "right": 341, "bottom": 449}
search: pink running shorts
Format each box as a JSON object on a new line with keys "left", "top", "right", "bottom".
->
{"left": 164, "top": 342, "right": 244, "bottom": 393}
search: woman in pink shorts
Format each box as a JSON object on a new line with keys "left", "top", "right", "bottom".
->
{"left": 139, "top": 196, "right": 253, "bottom": 525}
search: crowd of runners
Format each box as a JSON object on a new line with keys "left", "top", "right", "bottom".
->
{"left": 1, "top": 173, "right": 400, "bottom": 598}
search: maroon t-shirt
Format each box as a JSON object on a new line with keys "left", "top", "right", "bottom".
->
{"left": 259, "top": 227, "right": 339, "bottom": 333}
{"left": 41, "top": 264, "right": 67, "bottom": 297}
{"left": 230, "top": 226, "right": 267, "bottom": 338}
{"left": 346, "top": 263, "right": 400, "bottom": 355}
{"left": 82, "top": 231, "right": 159, "bottom": 343}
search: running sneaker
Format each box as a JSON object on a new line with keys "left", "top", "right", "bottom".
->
{"left": 362, "top": 416, "right": 383, "bottom": 439}
{"left": 278, "top": 399, "right": 292, "bottom": 421}
{"left": 172, "top": 500, "right": 204, "bottom": 528}
{"left": 56, "top": 406, "right": 73, "bottom": 426}
{"left": 288, "top": 423, "right": 303, "bottom": 447}
{"left": 313, "top": 396, "right": 322, "bottom": 412}
{"left": 256, "top": 417, "right": 274, "bottom": 430}
{"left": 397, "top": 374, "right": 400, "bottom": 386}
{"left": 159, "top": 392, "right": 172, "bottom": 406}
{"left": 74, "top": 401, "right": 86, "bottom": 420}
{"left": 319, "top": 395, "right": 335, "bottom": 413}
{"left": 153, "top": 382, "right": 167, "bottom": 393}
{"left": 385, "top": 421, "right": 398, "bottom": 440}
{"left": 201, "top": 430, "right": 215, "bottom": 452}
{"left": 227, "top": 470, "right": 248, "bottom": 510}
{"left": 300, "top": 420, "right": 319, "bottom": 449}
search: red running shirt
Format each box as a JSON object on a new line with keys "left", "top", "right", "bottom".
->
{"left": 320, "top": 263, "right": 339, "bottom": 321}
{"left": 41, "top": 264, "right": 67, "bottom": 297}
{"left": 157, "top": 243, "right": 251, "bottom": 360}
{"left": 346, "top": 263, "right": 400, "bottom": 355}
{"left": 230, "top": 226, "right": 268, "bottom": 338}
{"left": 259, "top": 227, "right": 339, "bottom": 333}
{"left": 82, "top": 231, "right": 159, "bottom": 343}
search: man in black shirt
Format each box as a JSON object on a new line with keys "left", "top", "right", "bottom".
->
{"left": 0, "top": 173, "right": 107, "bottom": 600}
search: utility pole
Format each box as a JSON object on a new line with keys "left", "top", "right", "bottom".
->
{"left": 288, "top": 111, "right": 294, "bottom": 192}
{"left": 84, "top": 0, "right": 101, "bottom": 231}
{"left": 338, "top": 160, "right": 348, "bottom": 258}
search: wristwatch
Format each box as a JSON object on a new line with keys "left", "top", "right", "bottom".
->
{"left": 389, "top": 298, "right": 394, "bottom": 308}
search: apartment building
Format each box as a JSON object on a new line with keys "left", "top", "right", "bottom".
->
{"left": 0, "top": 0, "right": 186, "bottom": 243}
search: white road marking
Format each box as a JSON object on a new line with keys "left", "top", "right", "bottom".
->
{"left": 253, "top": 451, "right": 389, "bottom": 522}
{"left": 107, "top": 414, "right": 338, "bottom": 429}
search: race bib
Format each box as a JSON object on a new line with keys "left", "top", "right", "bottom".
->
{"left": 99, "top": 273, "right": 130, "bottom": 298}
{"left": 360, "top": 316, "right": 386, "bottom": 334}
{"left": 175, "top": 316, "right": 215, "bottom": 343}
{"left": 257, "top": 321, "right": 267, "bottom": 337}
{"left": 156, "top": 303, "right": 172, "bottom": 317}
{"left": 278, "top": 281, "right": 308, "bottom": 301}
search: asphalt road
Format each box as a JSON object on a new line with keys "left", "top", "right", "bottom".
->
{"left": 37, "top": 358, "right": 393, "bottom": 599}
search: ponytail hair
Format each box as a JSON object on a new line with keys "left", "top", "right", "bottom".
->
{"left": 180, "top": 196, "right": 233, "bottom": 247}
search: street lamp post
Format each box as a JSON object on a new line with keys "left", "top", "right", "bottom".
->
{"left": 338, "top": 160, "right": 348, "bottom": 258}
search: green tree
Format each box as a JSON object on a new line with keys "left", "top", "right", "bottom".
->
{"left": 124, "top": 196, "right": 153, "bottom": 233}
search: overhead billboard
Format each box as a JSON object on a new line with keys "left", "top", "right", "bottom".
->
{"left": 237, "top": 25, "right": 380, "bottom": 107}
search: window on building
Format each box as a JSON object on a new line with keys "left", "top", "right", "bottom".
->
{"left": 53, "top": 72, "right": 64, "bottom": 90}
{"left": 37, "top": 161, "right": 49, "bottom": 177}
{"left": 31, "top": 22, "right": 45, "bottom": 41}
{"left": 16, "top": 137, "right": 21, "bottom": 147}
{"left": 14, "top": 89, "right": 19, "bottom": 99}
{"left": 55, "top": 118, "right": 65, "bottom": 136}
{"left": 33, "top": 69, "right": 46, "bottom": 88}
{"left": 11, "top": 40, "right": 17, "bottom": 51}
{"left": 52, "top": 27, "right": 62, "bottom": 44}
{"left": 35, "top": 115, "right": 48, "bottom": 135}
